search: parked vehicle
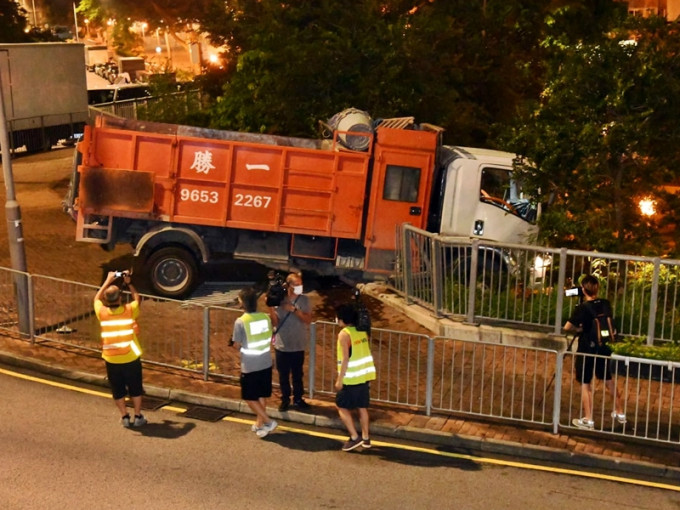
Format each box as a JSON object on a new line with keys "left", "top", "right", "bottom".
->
{"left": 0, "top": 43, "right": 88, "bottom": 153}
{"left": 87, "top": 84, "right": 152, "bottom": 105}
{"left": 85, "top": 45, "right": 108, "bottom": 72}
{"left": 65, "top": 110, "right": 539, "bottom": 297}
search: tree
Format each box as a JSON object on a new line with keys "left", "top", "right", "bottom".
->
{"left": 505, "top": 14, "right": 680, "bottom": 256}
{"left": 0, "top": 0, "right": 29, "bottom": 42}
{"left": 203, "top": 0, "right": 557, "bottom": 142}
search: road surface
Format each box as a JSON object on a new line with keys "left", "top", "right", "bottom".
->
{"left": 2, "top": 365, "right": 678, "bottom": 510}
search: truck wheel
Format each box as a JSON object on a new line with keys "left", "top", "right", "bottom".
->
{"left": 146, "top": 246, "right": 199, "bottom": 299}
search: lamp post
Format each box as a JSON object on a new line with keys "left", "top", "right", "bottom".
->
{"left": 30, "top": 0, "right": 37, "bottom": 26}
{"left": 0, "top": 68, "right": 30, "bottom": 337}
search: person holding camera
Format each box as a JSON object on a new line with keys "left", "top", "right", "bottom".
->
{"left": 232, "top": 286, "right": 277, "bottom": 438}
{"left": 334, "top": 303, "right": 376, "bottom": 451}
{"left": 564, "top": 274, "right": 626, "bottom": 430}
{"left": 268, "top": 272, "right": 312, "bottom": 412}
{"left": 94, "top": 271, "right": 146, "bottom": 428}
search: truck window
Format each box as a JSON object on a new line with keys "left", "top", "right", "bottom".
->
{"left": 480, "top": 166, "right": 537, "bottom": 223}
{"left": 383, "top": 165, "right": 421, "bottom": 202}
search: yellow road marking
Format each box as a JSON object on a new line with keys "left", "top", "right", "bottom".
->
{"left": 2, "top": 366, "right": 679, "bottom": 491}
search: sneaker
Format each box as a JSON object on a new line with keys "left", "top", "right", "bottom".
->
{"left": 250, "top": 423, "right": 259, "bottom": 432}
{"left": 342, "top": 436, "right": 363, "bottom": 452}
{"left": 256, "top": 420, "right": 278, "bottom": 438}
{"left": 278, "top": 401, "right": 290, "bottom": 412}
{"left": 611, "top": 411, "right": 627, "bottom": 424}
{"left": 132, "top": 414, "right": 147, "bottom": 427}
{"left": 572, "top": 417, "right": 594, "bottom": 430}
{"left": 361, "top": 438, "right": 371, "bottom": 449}
{"left": 121, "top": 414, "right": 131, "bottom": 428}
{"left": 293, "top": 399, "right": 311, "bottom": 410}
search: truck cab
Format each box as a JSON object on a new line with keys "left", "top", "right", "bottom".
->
{"left": 431, "top": 146, "right": 538, "bottom": 244}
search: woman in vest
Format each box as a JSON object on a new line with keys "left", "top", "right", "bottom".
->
{"left": 232, "top": 286, "right": 278, "bottom": 438}
{"left": 334, "top": 303, "right": 376, "bottom": 452}
{"left": 94, "top": 271, "right": 146, "bottom": 428}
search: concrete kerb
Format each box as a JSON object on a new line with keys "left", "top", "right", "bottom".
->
{"left": 2, "top": 349, "right": 679, "bottom": 482}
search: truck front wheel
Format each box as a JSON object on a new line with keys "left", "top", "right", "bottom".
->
{"left": 146, "top": 246, "right": 199, "bottom": 299}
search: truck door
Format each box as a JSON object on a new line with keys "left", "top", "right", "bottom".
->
{"left": 364, "top": 144, "right": 434, "bottom": 270}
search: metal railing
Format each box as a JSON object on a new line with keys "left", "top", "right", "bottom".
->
{"left": 3, "top": 266, "right": 680, "bottom": 446}
{"left": 6, "top": 111, "right": 87, "bottom": 153}
{"left": 395, "top": 224, "right": 680, "bottom": 345}
{"left": 89, "top": 90, "right": 204, "bottom": 121}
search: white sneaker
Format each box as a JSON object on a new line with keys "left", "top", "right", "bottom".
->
{"left": 256, "top": 419, "right": 278, "bottom": 438}
{"left": 572, "top": 417, "right": 594, "bottom": 430}
{"left": 250, "top": 423, "right": 258, "bottom": 432}
{"left": 611, "top": 411, "right": 627, "bottom": 424}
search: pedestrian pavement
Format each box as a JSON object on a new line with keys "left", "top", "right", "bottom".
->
{"left": 1, "top": 335, "right": 679, "bottom": 483}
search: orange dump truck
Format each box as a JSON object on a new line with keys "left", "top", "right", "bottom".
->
{"left": 65, "top": 110, "right": 538, "bottom": 297}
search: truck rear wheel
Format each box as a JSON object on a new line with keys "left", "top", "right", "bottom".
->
{"left": 146, "top": 246, "right": 199, "bottom": 299}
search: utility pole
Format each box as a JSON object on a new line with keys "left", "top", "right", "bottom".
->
{"left": 0, "top": 66, "right": 31, "bottom": 338}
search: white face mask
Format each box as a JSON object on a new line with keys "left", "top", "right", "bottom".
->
{"left": 292, "top": 285, "right": 303, "bottom": 295}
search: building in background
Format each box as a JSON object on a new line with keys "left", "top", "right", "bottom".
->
{"left": 620, "top": 0, "right": 680, "bottom": 19}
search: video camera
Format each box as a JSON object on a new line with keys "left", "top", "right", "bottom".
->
{"left": 265, "top": 270, "right": 287, "bottom": 307}
{"left": 353, "top": 288, "right": 372, "bottom": 335}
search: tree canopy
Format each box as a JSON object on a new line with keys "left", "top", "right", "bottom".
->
{"left": 200, "top": 0, "right": 558, "bottom": 143}
{"left": 505, "top": 14, "right": 680, "bottom": 256}
{"left": 0, "top": 0, "right": 31, "bottom": 42}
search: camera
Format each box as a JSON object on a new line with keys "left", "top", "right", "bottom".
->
{"left": 114, "top": 271, "right": 124, "bottom": 277}
{"left": 353, "top": 288, "right": 372, "bottom": 335}
{"left": 265, "top": 270, "right": 287, "bottom": 307}
{"left": 564, "top": 287, "right": 583, "bottom": 298}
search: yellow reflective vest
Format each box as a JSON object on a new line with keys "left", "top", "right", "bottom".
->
{"left": 96, "top": 301, "right": 141, "bottom": 364}
{"left": 337, "top": 326, "right": 376, "bottom": 385}
{"left": 239, "top": 312, "right": 273, "bottom": 357}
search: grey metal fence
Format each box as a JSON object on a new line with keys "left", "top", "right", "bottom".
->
{"left": 4, "top": 265, "right": 680, "bottom": 446}
{"left": 395, "top": 224, "right": 680, "bottom": 345}
{"left": 429, "top": 337, "right": 557, "bottom": 425}
{"left": 90, "top": 90, "right": 204, "bottom": 121}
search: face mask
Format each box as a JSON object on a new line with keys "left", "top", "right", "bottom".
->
{"left": 293, "top": 285, "right": 303, "bottom": 295}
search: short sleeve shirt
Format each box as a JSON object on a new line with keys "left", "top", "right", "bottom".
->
{"left": 233, "top": 315, "right": 273, "bottom": 373}
{"left": 273, "top": 294, "right": 310, "bottom": 352}
{"left": 568, "top": 298, "right": 613, "bottom": 353}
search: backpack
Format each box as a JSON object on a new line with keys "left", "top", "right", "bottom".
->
{"left": 353, "top": 289, "right": 372, "bottom": 336}
{"left": 582, "top": 299, "right": 615, "bottom": 352}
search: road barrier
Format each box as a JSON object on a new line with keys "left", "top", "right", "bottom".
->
{"left": 2, "top": 266, "right": 679, "bottom": 446}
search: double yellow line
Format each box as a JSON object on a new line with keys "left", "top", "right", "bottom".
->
{"left": 2, "top": 366, "right": 678, "bottom": 492}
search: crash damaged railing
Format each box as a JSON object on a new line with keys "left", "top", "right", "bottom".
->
{"left": 3, "top": 268, "right": 680, "bottom": 446}
{"left": 394, "top": 224, "right": 680, "bottom": 345}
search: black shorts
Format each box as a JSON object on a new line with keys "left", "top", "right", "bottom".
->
{"left": 575, "top": 352, "right": 613, "bottom": 384}
{"left": 336, "top": 382, "right": 370, "bottom": 410}
{"left": 105, "top": 358, "right": 144, "bottom": 400}
{"left": 240, "top": 367, "right": 273, "bottom": 401}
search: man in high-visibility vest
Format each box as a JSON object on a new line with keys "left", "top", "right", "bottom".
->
{"left": 334, "top": 303, "right": 376, "bottom": 452}
{"left": 94, "top": 271, "right": 146, "bottom": 428}
{"left": 231, "top": 286, "right": 278, "bottom": 438}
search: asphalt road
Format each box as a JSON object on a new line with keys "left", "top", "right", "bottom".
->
{"left": 2, "top": 366, "right": 679, "bottom": 510}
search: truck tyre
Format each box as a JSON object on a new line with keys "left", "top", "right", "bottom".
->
{"left": 146, "top": 246, "right": 199, "bottom": 299}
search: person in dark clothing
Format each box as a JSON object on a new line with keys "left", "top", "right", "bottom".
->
{"left": 564, "top": 274, "right": 626, "bottom": 430}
